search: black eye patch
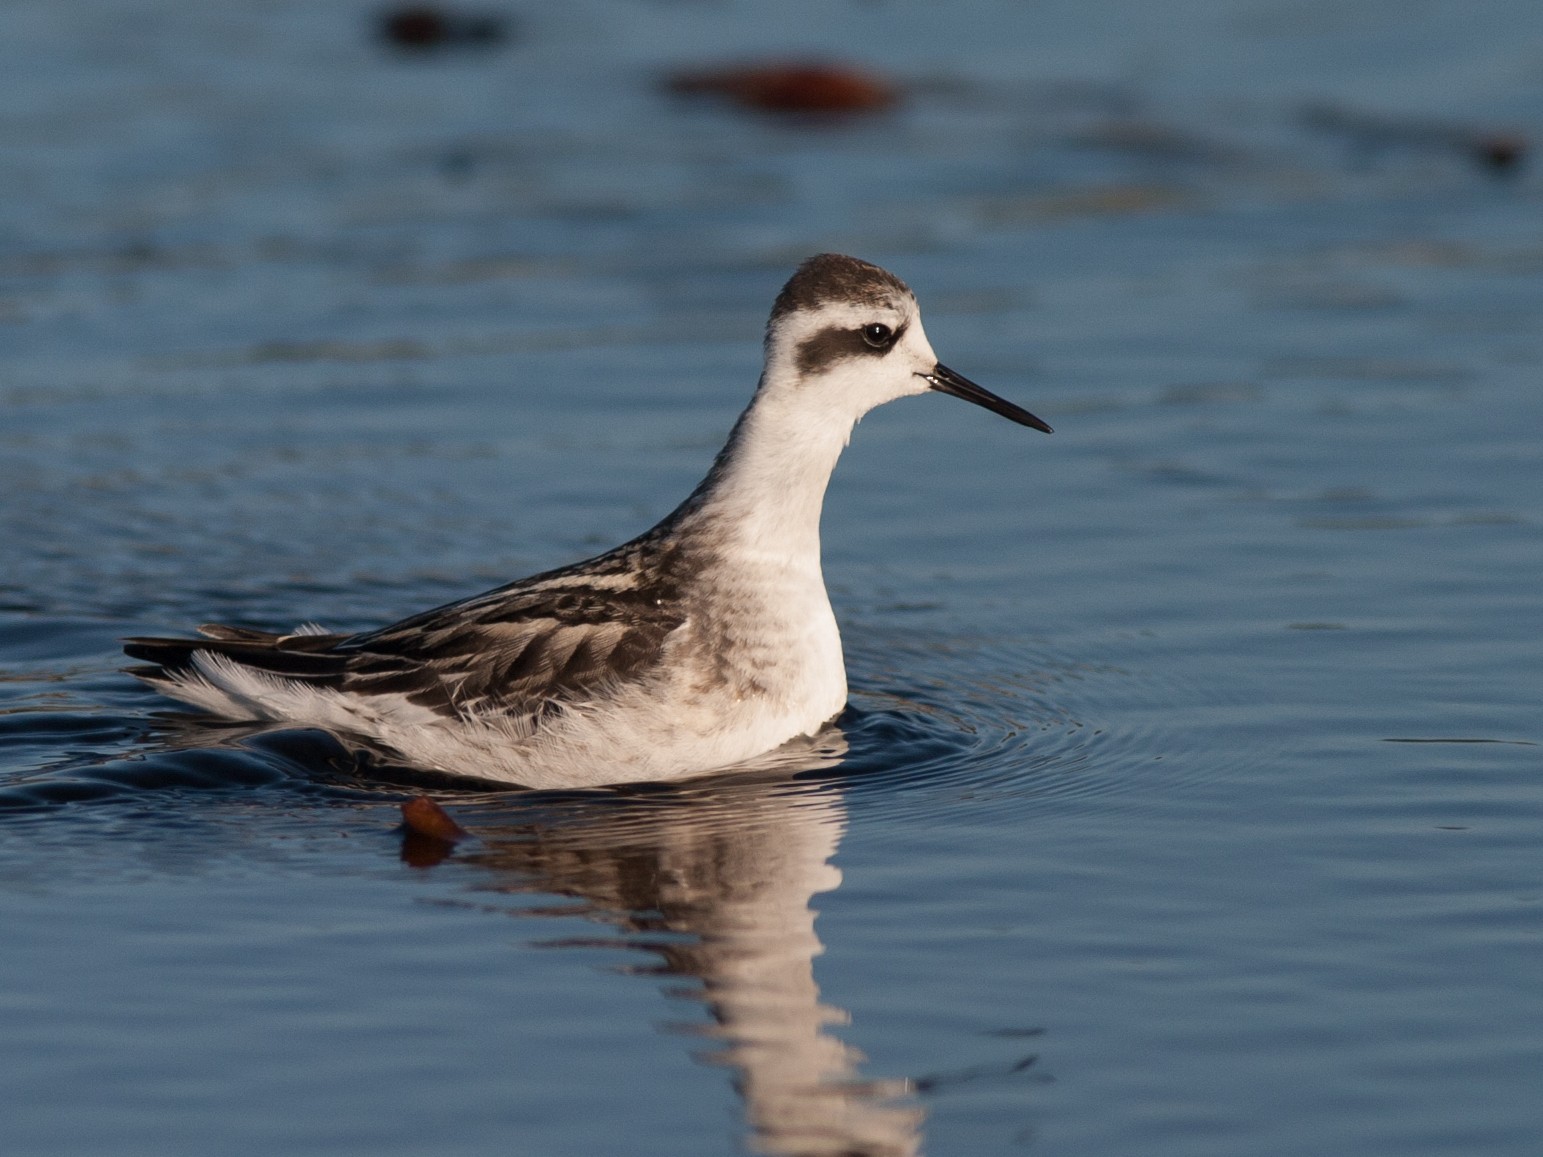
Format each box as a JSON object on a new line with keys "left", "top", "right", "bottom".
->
{"left": 794, "top": 321, "right": 906, "bottom": 375}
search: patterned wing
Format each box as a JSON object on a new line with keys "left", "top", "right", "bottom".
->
{"left": 339, "top": 579, "right": 687, "bottom": 722}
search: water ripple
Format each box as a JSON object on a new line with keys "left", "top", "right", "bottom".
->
{"left": 834, "top": 629, "right": 1246, "bottom": 823}
{"left": 0, "top": 621, "right": 1245, "bottom": 833}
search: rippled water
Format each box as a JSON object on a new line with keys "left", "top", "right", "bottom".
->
{"left": 4, "top": 1, "right": 1542, "bottom": 1154}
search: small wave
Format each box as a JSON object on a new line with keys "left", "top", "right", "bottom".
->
{"left": 1, "top": 623, "right": 1253, "bottom": 834}
{"left": 832, "top": 628, "right": 1255, "bottom": 824}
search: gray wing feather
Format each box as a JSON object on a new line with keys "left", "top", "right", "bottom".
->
{"left": 127, "top": 533, "right": 692, "bottom": 729}
{"left": 337, "top": 554, "right": 688, "bottom": 721}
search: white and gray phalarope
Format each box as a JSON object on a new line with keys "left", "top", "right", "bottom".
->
{"left": 125, "top": 254, "right": 1052, "bottom": 788}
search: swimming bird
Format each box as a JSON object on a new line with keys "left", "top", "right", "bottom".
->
{"left": 125, "top": 254, "right": 1051, "bottom": 789}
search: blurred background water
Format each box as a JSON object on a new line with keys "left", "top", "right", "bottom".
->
{"left": 2, "top": 1, "right": 1541, "bottom": 1154}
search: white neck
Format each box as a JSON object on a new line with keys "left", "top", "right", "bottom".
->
{"left": 672, "top": 374, "right": 853, "bottom": 565}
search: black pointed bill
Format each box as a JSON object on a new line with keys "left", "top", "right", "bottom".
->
{"left": 922, "top": 364, "right": 1053, "bottom": 433}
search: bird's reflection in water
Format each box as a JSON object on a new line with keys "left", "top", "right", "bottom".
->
{"left": 411, "top": 735, "right": 924, "bottom": 1157}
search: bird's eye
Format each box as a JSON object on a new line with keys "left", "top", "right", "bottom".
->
{"left": 861, "top": 323, "right": 893, "bottom": 348}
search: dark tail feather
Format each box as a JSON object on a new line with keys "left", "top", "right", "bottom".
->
{"left": 196, "top": 624, "right": 349, "bottom": 652}
{"left": 122, "top": 635, "right": 350, "bottom": 684}
{"left": 123, "top": 637, "right": 203, "bottom": 671}
{"left": 196, "top": 624, "right": 280, "bottom": 643}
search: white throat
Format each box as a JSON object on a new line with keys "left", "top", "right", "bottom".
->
{"left": 678, "top": 373, "right": 854, "bottom": 561}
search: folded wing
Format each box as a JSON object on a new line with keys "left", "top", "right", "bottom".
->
{"left": 125, "top": 578, "right": 686, "bottom": 730}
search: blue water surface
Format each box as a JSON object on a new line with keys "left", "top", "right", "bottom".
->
{"left": 2, "top": 2, "right": 1541, "bottom": 1154}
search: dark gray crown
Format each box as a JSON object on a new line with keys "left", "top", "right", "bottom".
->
{"left": 769, "top": 254, "right": 912, "bottom": 325}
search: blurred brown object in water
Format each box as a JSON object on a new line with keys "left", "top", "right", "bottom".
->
{"left": 377, "top": 5, "right": 510, "bottom": 52}
{"left": 666, "top": 61, "right": 899, "bottom": 115}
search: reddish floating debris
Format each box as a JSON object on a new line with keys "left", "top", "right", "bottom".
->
{"left": 1301, "top": 102, "right": 1528, "bottom": 178}
{"left": 665, "top": 61, "right": 899, "bottom": 115}
{"left": 399, "top": 796, "right": 469, "bottom": 868}
{"left": 377, "top": 5, "right": 509, "bottom": 52}
{"left": 401, "top": 795, "right": 469, "bottom": 842}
